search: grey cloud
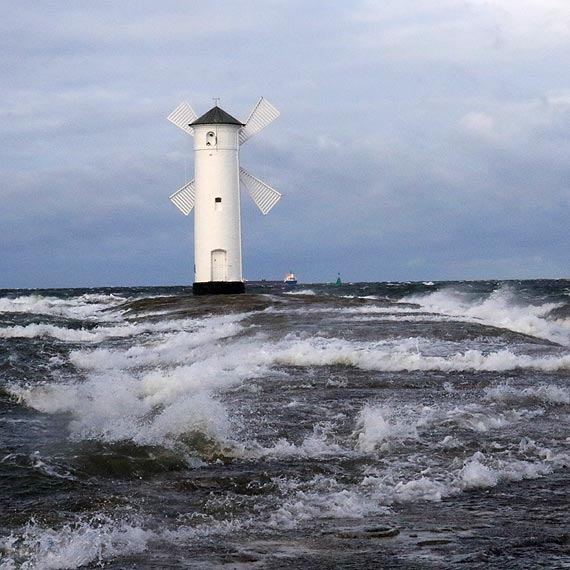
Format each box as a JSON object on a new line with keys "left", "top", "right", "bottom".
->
{"left": 1, "top": 0, "right": 569, "bottom": 287}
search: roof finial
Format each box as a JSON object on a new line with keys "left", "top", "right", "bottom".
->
{"left": 213, "top": 97, "right": 220, "bottom": 107}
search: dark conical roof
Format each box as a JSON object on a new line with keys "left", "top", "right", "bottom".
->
{"left": 190, "top": 106, "right": 244, "bottom": 126}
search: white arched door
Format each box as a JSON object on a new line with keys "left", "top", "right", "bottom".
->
{"left": 211, "top": 249, "right": 227, "bottom": 281}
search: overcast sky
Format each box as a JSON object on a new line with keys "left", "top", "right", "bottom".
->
{"left": 2, "top": 0, "right": 569, "bottom": 287}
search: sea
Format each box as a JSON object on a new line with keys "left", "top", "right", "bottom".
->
{"left": 1, "top": 280, "right": 570, "bottom": 569}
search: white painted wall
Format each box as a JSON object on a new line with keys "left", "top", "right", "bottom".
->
{"left": 193, "top": 123, "right": 242, "bottom": 283}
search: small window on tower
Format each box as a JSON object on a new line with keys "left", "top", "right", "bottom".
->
{"left": 206, "top": 131, "right": 217, "bottom": 146}
{"left": 215, "top": 197, "right": 222, "bottom": 203}
{"left": 214, "top": 197, "right": 222, "bottom": 211}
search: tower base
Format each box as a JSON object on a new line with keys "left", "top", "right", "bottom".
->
{"left": 192, "top": 281, "right": 246, "bottom": 295}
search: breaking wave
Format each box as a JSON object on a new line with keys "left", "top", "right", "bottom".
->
{"left": 485, "top": 383, "right": 570, "bottom": 405}
{"left": 270, "top": 336, "right": 570, "bottom": 373}
{"left": 9, "top": 321, "right": 570, "bottom": 458}
{"left": 0, "top": 312, "right": 247, "bottom": 344}
{"left": 283, "top": 289, "right": 316, "bottom": 296}
{"left": 354, "top": 405, "right": 419, "bottom": 452}
{"left": 4, "top": 282, "right": 570, "bottom": 568}
{"left": 268, "top": 446, "right": 560, "bottom": 529}
{"left": 402, "top": 285, "right": 570, "bottom": 345}
{"left": 0, "top": 294, "right": 124, "bottom": 320}
{"left": 0, "top": 515, "right": 152, "bottom": 570}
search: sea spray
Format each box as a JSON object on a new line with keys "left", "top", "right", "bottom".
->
{"left": 3, "top": 280, "right": 570, "bottom": 568}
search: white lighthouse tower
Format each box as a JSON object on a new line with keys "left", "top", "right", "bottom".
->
{"left": 167, "top": 98, "right": 282, "bottom": 295}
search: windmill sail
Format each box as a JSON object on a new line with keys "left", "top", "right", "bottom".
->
{"left": 169, "top": 180, "right": 196, "bottom": 215}
{"left": 239, "top": 168, "right": 281, "bottom": 215}
{"left": 239, "top": 98, "right": 280, "bottom": 144}
{"left": 167, "top": 102, "right": 198, "bottom": 135}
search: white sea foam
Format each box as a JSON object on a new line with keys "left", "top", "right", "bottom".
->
{"left": 354, "top": 405, "right": 419, "bottom": 452}
{"left": 0, "top": 513, "right": 258, "bottom": 569}
{"left": 439, "top": 435, "right": 463, "bottom": 449}
{"left": 283, "top": 289, "right": 316, "bottom": 296}
{"left": 13, "top": 375, "right": 234, "bottom": 450}
{"left": 268, "top": 443, "right": 559, "bottom": 529}
{"left": 0, "top": 323, "right": 120, "bottom": 342}
{"left": 391, "top": 477, "right": 449, "bottom": 502}
{"left": 11, "top": 326, "right": 570, "bottom": 453}
{"left": 0, "top": 515, "right": 152, "bottom": 570}
{"left": 459, "top": 455, "right": 499, "bottom": 489}
{"left": 69, "top": 313, "right": 247, "bottom": 369}
{"left": 485, "top": 383, "right": 570, "bottom": 405}
{"left": 360, "top": 473, "right": 454, "bottom": 503}
{"left": 8, "top": 293, "right": 569, "bottom": 468}
{"left": 269, "top": 488, "right": 379, "bottom": 529}
{"left": 458, "top": 451, "right": 553, "bottom": 490}
{"left": 69, "top": 330, "right": 207, "bottom": 369}
{"left": 260, "top": 409, "right": 566, "bottom": 527}
{"left": 498, "top": 459, "right": 552, "bottom": 482}
{"left": 0, "top": 311, "right": 246, "bottom": 345}
{"left": 341, "top": 314, "right": 453, "bottom": 323}
{"left": 0, "top": 293, "right": 124, "bottom": 320}
{"left": 270, "top": 335, "right": 570, "bottom": 373}
{"left": 517, "top": 437, "right": 570, "bottom": 467}
{"left": 270, "top": 471, "right": 454, "bottom": 529}
{"left": 402, "top": 285, "right": 569, "bottom": 345}
{"left": 264, "top": 304, "right": 419, "bottom": 317}
{"left": 10, "top": 318, "right": 259, "bottom": 449}
{"left": 247, "top": 423, "right": 344, "bottom": 460}
{"left": 6, "top": 285, "right": 570, "bottom": 556}
{"left": 268, "top": 475, "right": 383, "bottom": 529}
{"left": 444, "top": 404, "right": 543, "bottom": 433}
{"left": 159, "top": 518, "right": 250, "bottom": 544}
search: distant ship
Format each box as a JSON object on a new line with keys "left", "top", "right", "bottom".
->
{"left": 284, "top": 272, "right": 297, "bottom": 285}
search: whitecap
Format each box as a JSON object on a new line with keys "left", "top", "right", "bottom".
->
{"left": 283, "top": 289, "right": 316, "bottom": 296}
{"left": 402, "top": 285, "right": 569, "bottom": 345}
{"left": 0, "top": 515, "right": 152, "bottom": 570}
{"left": 270, "top": 335, "right": 570, "bottom": 373}
{"left": 69, "top": 313, "right": 247, "bottom": 369}
{"left": 458, "top": 452, "right": 553, "bottom": 491}
{"left": 0, "top": 293, "right": 124, "bottom": 320}
{"left": 246, "top": 423, "right": 345, "bottom": 460}
{"left": 353, "top": 404, "right": 419, "bottom": 452}
{"left": 485, "top": 383, "right": 570, "bottom": 405}
{"left": 444, "top": 404, "right": 542, "bottom": 433}
{"left": 1, "top": 311, "right": 248, "bottom": 347}
{"left": 459, "top": 456, "right": 499, "bottom": 489}
{"left": 267, "top": 476, "right": 382, "bottom": 529}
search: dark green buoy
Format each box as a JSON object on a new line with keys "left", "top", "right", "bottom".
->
{"left": 335, "top": 272, "right": 342, "bottom": 286}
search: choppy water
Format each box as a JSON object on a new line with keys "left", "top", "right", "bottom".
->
{"left": 1, "top": 280, "right": 570, "bottom": 569}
